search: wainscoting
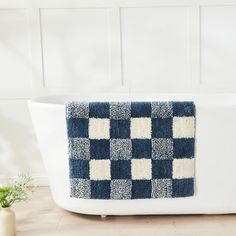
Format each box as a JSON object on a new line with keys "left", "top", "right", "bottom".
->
{"left": 1, "top": 0, "right": 236, "bottom": 183}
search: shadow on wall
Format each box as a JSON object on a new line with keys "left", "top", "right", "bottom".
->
{"left": 0, "top": 111, "right": 45, "bottom": 178}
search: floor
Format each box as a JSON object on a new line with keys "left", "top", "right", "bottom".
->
{"left": 13, "top": 187, "right": 236, "bottom": 236}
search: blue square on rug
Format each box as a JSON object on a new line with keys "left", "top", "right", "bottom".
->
{"left": 131, "top": 102, "right": 151, "bottom": 117}
{"left": 111, "top": 160, "right": 131, "bottom": 179}
{"left": 172, "top": 178, "right": 194, "bottom": 198}
{"left": 69, "top": 159, "right": 89, "bottom": 179}
{"left": 67, "top": 118, "right": 88, "bottom": 138}
{"left": 132, "top": 139, "right": 152, "bottom": 158}
{"left": 90, "top": 140, "right": 110, "bottom": 159}
{"left": 152, "top": 160, "right": 173, "bottom": 179}
{"left": 173, "top": 102, "right": 195, "bottom": 117}
{"left": 152, "top": 118, "right": 172, "bottom": 138}
{"left": 173, "top": 138, "right": 195, "bottom": 159}
{"left": 132, "top": 180, "right": 152, "bottom": 199}
{"left": 110, "top": 119, "right": 130, "bottom": 138}
{"left": 91, "top": 180, "right": 111, "bottom": 199}
{"left": 89, "top": 102, "right": 110, "bottom": 118}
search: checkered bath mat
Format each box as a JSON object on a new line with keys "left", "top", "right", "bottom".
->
{"left": 66, "top": 102, "right": 195, "bottom": 199}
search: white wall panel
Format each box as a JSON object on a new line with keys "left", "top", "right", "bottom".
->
{"left": 121, "top": 7, "right": 190, "bottom": 90}
{"left": 201, "top": 6, "right": 236, "bottom": 86}
{"left": 0, "top": 100, "right": 45, "bottom": 178}
{"left": 0, "top": 10, "right": 32, "bottom": 88}
{"left": 40, "top": 9, "right": 111, "bottom": 88}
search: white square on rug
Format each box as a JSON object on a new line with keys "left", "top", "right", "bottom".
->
{"left": 131, "top": 118, "right": 151, "bottom": 139}
{"left": 173, "top": 117, "right": 195, "bottom": 138}
{"left": 90, "top": 160, "right": 111, "bottom": 180}
{"left": 131, "top": 159, "right": 152, "bottom": 180}
{"left": 89, "top": 118, "right": 110, "bottom": 139}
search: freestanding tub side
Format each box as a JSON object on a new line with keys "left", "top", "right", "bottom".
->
{"left": 28, "top": 94, "right": 236, "bottom": 215}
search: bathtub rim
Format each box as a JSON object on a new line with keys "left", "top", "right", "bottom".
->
{"left": 28, "top": 93, "right": 236, "bottom": 107}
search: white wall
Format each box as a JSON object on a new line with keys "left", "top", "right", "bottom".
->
{"left": 1, "top": 0, "right": 236, "bottom": 185}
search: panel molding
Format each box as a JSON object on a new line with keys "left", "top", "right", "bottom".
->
{"left": 29, "top": 6, "right": 44, "bottom": 88}
{"left": 2, "top": 0, "right": 236, "bottom": 8}
{"left": 0, "top": 8, "right": 33, "bottom": 89}
{"left": 200, "top": 5, "right": 236, "bottom": 87}
{"left": 0, "top": 0, "right": 236, "bottom": 97}
{"left": 40, "top": 8, "right": 114, "bottom": 88}
{"left": 108, "top": 7, "right": 123, "bottom": 87}
{"left": 189, "top": 5, "right": 201, "bottom": 85}
{"left": 121, "top": 6, "right": 191, "bottom": 90}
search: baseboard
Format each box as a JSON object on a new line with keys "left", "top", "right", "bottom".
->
{"left": 0, "top": 176, "right": 49, "bottom": 186}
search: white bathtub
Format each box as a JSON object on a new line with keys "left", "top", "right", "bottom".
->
{"left": 28, "top": 94, "right": 236, "bottom": 215}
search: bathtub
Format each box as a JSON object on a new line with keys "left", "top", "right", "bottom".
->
{"left": 28, "top": 94, "right": 236, "bottom": 215}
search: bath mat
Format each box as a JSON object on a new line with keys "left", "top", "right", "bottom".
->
{"left": 66, "top": 102, "right": 195, "bottom": 199}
